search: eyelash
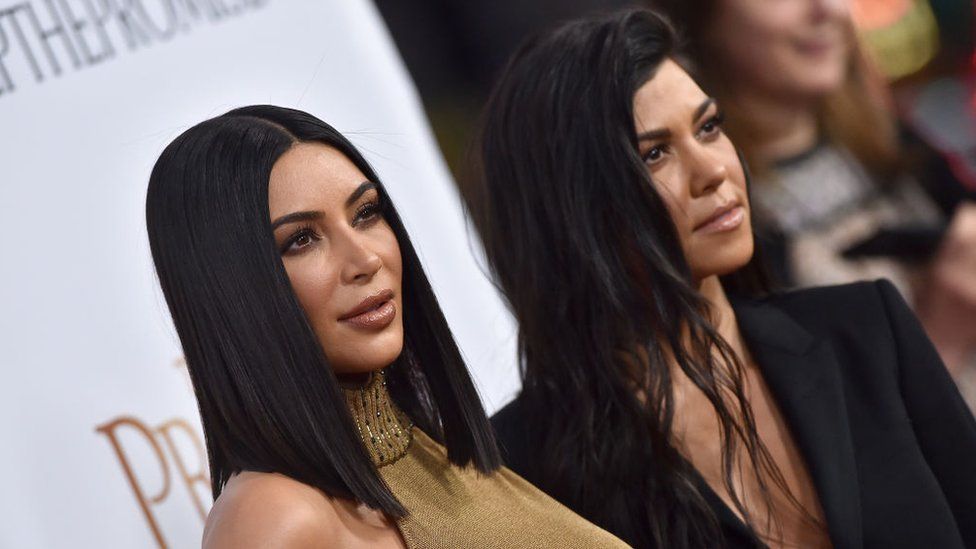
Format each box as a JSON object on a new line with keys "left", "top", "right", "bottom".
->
{"left": 641, "top": 112, "right": 725, "bottom": 164}
{"left": 280, "top": 223, "right": 316, "bottom": 255}
{"left": 279, "top": 198, "right": 385, "bottom": 255}
{"left": 354, "top": 199, "right": 384, "bottom": 227}
{"left": 699, "top": 112, "right": 725, "bottom": 138}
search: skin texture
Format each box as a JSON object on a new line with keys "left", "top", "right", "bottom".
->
{"left": 203, "top": 143, "right": 407, "bottom": 548}
{"left": 269, "top": 142, "right": 404, "bottom": 377}
{"left": 635, "top": 60, "right": 831, "bottom": 548}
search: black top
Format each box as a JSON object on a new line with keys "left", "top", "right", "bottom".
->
{"left": 492, "top": 280, "right": 976, "bottom": 548}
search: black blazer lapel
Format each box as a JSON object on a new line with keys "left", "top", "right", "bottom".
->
{"left": 732, "top": 298, "right": 863, "bottom": 549}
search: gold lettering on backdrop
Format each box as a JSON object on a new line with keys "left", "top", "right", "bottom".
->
{"left": 96, "top": 356, "right": 210, "bottom": 548}
{"left": 156, "top": 418, "right": 209, "bottom": 520}
{"left": 94, "top": 416, "right": 173, "bottom": 548}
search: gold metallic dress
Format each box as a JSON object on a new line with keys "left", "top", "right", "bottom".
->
{"left": 343, "top": 372, "right": 629, "bottom": 549}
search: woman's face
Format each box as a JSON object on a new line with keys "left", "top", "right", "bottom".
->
{"left": 634, "top": 59, "right": 753, "bottom": 282}
{"left": 268, "top": 142, "right": 404, "bottom": 375}
{"left": 706, "top": 0, "right": 851, "bottom": 100}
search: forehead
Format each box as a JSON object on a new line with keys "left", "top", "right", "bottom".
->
{"left": 633, "top": 59, "right": 709, "bottom": 130}
{"left": 268, "top": 142, "right": 368, "bottom": 216}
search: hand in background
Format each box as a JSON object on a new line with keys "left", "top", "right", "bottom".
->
{"left": 916, "top": 203, "right": 976, "bottom": 374}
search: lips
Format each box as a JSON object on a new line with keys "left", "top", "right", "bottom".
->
{"left": 795, "top": 34, "right": 840, "bottom": 57}
{"left": 796, "top": 40, "right": 835, "bottom": 57}
{"left": 693, "top": 202, "right": 745, "bottom": 234}
{"left": 339, "top": 289, "right": 396, "bottom": 329}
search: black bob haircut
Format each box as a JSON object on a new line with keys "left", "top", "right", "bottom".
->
{"left": 145, "top": 105, "right": 500, "bottom": 517}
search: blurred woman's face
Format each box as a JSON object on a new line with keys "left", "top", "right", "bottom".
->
{"left": 707, "top": 0, "right": 851, "bottom": 100}
{"left": 268, "top": 142, "right": 404, "bottom": 375}
{"left": 634, "top": 59, "right": 753, "bottom": 282}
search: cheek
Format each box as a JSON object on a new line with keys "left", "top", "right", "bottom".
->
{"left": 652, "top": 177, "right": 695, "bottom": 253}
{"left": 285, "top": 257, "right": 340, "bottom": 335}
{"left": 652, "top": 172, "right": 686, "bottom": 216}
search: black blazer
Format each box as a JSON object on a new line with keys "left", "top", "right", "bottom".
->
{"left": 492, "top": 280, "right": 976, "bottom": 548}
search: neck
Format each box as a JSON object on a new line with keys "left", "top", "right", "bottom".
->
{"left": 726, "top": 87, "right": 821, "bottom": 164}
{"left": 337, "top": 370, "right": 373, "bottom": 388}
{"left": 696, "top": 275, "right": 748, "bottom": 361}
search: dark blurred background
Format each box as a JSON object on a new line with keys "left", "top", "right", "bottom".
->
{"left": 376, "top": 0, "right": 975, "bottom": 179}
{"left": 375, "top": 0, "right": 634, "bottom": 174}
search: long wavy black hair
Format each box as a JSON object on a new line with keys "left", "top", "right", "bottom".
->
{"left": 465, "top": 9, "right": 801, "bottom": 548}
{"left": 146, "top": 105, "right": 499, "bottom": 517}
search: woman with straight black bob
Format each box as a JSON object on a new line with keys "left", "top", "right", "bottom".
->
{"left": 467, "top": 8, "right": 976, "bottom": 549}
{"left": 146, "top": 106, "right": 627, "bottom": 548}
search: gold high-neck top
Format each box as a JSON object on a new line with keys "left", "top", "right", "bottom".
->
{"left": 342, "top": 371, "right": 629, "bottom": 549}
{"left": 343, "top": 370, "right": 413, "bottom": 466}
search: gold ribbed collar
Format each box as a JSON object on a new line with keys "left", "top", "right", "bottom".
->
{"left": 342, "top": 370, "right": 414, "bottom": 467}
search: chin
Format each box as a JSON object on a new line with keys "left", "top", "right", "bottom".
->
{"left": 805, "top": 73, "right": 846, "bottom": 97}
{"left": 326, "top": 327, "right": 405, "bottom": 375}
{"left": 791, "top": 57, "right": 849, "bottom": 97}
{"left": 692, "top": 239, "right": 754, "bottom": 279}
{"left": 332, "top": 350, "right": 403, "bottom": 376}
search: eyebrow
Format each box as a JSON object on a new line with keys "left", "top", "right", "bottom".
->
{"left": 345, "top": 181, "right": 377, "bottom": 208}
{"left": 271, "top": 210, "right": 321, "bottom": 231}
{"left": 692, "top": 98, "right": 716, "bottom": 125}
{"left": 270, "top": 181, "right": 378, "bottom": 230}
{"left": 635, "top": 97, "right": 717, "bottom": 142}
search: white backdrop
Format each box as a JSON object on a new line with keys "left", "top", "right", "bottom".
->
{"left": 0, "top": 1, "right": 519, "bottom": 546}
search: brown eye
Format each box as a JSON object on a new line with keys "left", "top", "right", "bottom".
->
{"left": 642, "top": 145, "right": 668, "bottom": 166}
{"left": 294, "top": 232, "right": 312, "bottom": 248}
{"left": 698, "top": 113, "right": 725, "bottom": 139}
{"left": 281, "top": 227, "right": 318, "bottom": 255}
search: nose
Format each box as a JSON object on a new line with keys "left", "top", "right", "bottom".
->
{"left": 338, "top": 229, "right": 383, "bottom": 284}
{"left": 810, "top": 0, "right": 848, "bottom": 20}
{"left": 687, "top": 142, "right": 728, "bottom": 198}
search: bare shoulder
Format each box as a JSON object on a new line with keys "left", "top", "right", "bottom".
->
{"left": 203, "top": 472, "right": 337, "bottom": 548}
{"left": 203, "top": 471, "right": 405, "bottom": 549}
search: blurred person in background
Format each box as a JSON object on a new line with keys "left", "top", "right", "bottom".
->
{"left": 653, "top": 0, "right": 976, "bottom": 408}
{"left": 469, "top": 8, "right": 976, "bottom": 549}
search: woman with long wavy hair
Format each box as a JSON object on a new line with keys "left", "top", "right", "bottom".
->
{"left": 146, "top": 105, "right": 626, "bottom": 548}
{"left": 466, "top": 9, "right": 976, "bottom": 549}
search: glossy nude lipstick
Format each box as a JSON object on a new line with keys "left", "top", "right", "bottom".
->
{"left": 694, "top": 202, "right": 745, "bottom": 234}
{"left": 339, "top": 289, "right": 396, "bottom": 329}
